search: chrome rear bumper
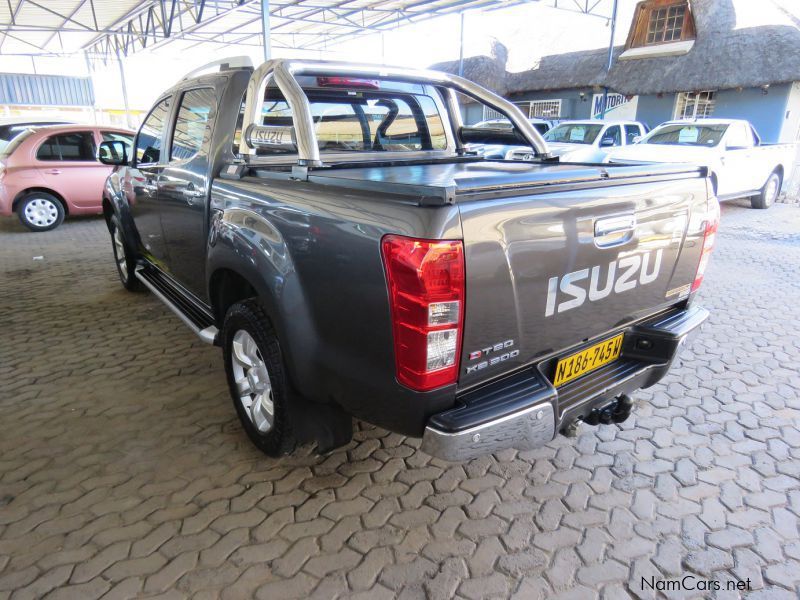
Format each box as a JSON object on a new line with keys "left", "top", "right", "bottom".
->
{"left": 421, "top": 305, "right": 708, "bottom": 462}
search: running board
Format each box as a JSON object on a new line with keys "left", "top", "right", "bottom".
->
{"left": 134, "top": 265, "right": 218, "bottom": 345}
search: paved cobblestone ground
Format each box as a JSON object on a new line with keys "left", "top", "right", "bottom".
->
{"left": 1, "top": 201, "right": 799, "bottom": 600}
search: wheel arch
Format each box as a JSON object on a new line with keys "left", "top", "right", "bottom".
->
{"left": 708, "top": 172, "right": 718, "bottom": 196}
{"left": 209, "top": 267, "right": 260, "bottom": 326}
{"left": 13, "top": 187, "right": 69, "bottom": 216}
{"left": 771, "top": 164, "right": 784, "bottom": 186}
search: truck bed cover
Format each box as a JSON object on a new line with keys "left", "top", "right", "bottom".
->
{"left": 291, "top": 160, "right": 706, "bottom": 204}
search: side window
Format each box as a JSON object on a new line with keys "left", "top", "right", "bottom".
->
{"left": 170, "top": 88, "right": 215, "bottom": 162}
{"left": 725, "top": 124, "right": 753, "bottom": 149}
{"left": 624, "top": 125, "right": 642, "bottom": 144}
{"left": 603, "top": 125, "right": 622, "bottom": 146}
{"left": 36, "top": 132, "right": 96, "bottom": 161}
{"left": 136, "top": 97, "right": 171, "bottom": 165}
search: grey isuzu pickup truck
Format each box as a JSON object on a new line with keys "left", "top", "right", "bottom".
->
{"left": 99, "top": 58, "right": 718, "bottom": 461}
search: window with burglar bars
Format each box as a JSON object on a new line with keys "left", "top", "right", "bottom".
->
{"left": 647, "top": 4, "right": 686, "bottom": 44}
{"left": 482, "top": 99, "right": 562, "bottom": 121}
{"left": 674, "top": 91, "right": 716, "bottom": 119}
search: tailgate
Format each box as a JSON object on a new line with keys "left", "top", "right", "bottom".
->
{"left": 457, "top": 171, "right": 708, "bottom": 389}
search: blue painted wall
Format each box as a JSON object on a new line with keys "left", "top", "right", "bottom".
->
{"left": 634, "top": 94, "right": 677, "bottom": 131}
{"left": 713, "top": 84, "right": 792, "bottom": 143}
{"left": 460, "top": 83, "right": 796, "bottom": 141}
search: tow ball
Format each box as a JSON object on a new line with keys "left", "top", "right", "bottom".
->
{"left": 562, "top": 394, "right": 634, "bottom": 436}
{"left": 585, "top": 393, "right": 634, "bottom": 426}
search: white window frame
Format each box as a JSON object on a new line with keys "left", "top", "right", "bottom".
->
{"left": 674, "top": 90, "right": 716, "bottom": 120}
{"left": 482, "top": 99, "right": 562, "bottom": 121}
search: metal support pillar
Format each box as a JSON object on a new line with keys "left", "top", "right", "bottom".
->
{"left": 261, "top": 0, "right": 271, "bottom": 62}
{"left": 458, "top": 11, "right": 465, "bottom": 77}
{"left": 599, "top": 0, "right": 618, "bottom": 119}
{"left": 117, "top": 55, "right": 133, "bottom": 129}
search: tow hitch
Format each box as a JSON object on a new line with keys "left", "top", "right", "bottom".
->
{"left": 562, "top": 394, "right": 634, "bottom": 436}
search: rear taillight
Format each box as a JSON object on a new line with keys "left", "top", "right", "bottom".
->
{"left": 381, "top": 235, "right": 465, "bottom": 391}
{"left": 691, "top": 197, "right": 720, "bottom": 292}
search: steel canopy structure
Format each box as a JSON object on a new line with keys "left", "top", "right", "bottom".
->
{"left": 0, "top": 0, "right": 617, "bottom": 61}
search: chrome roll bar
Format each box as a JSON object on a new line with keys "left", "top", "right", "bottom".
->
{"left": 242, "top": 59, "right": 551, "bottom": 165}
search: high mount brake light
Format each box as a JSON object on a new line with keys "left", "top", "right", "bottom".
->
{"left": 691, "top": 196, "right": 720, "bottom": 293}
{"left": 316, "top": 76, "right": 380, "bottom": 89}
{"left": 381, "top": 235, "right": 465, "bottom": 392}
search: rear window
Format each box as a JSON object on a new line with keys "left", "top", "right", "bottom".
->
{"left": 234, "top": 78, "right": 448, "bottom": 156}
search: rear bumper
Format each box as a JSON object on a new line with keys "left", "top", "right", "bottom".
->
{"left": 421, "top": 304, "right": 708, "bottom": 461}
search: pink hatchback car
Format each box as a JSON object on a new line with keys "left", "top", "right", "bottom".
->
{"left": 0, "top": 125, "right": 133, "bottom": 231}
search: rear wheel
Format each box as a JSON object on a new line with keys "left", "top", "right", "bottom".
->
{"left": 222, "top": 299, "right": 296, "bottom": 457}
{"left": 109, "top": 215, "right": 142, "bottom": 291}
{"left": 17, "top": 192, "right": 65, "bottom": 232}
{"left": 751, "top": 171, "right": 781, "bottom": 209}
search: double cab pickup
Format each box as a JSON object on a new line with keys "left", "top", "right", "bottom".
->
{"left": 100, "top": 58, "right": 717, "bottom": 461}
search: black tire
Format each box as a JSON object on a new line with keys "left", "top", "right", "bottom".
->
{"left": 17, "top": 192, "right": 65, "bottom": 232}
{"left": 751, "top": 171, "right": 781, "bottom": 210}
{"left": 222, "top": 299, "right": 296, "bottom": 457}
{"left": 109, "top": 215, "right": 143, "bottom": 291}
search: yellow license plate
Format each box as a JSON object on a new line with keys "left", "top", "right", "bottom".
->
{"left": 553, "top": 333, "right": 624, "bottom": 387}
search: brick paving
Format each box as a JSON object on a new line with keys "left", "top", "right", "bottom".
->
{"left": 0, "top": 200, "right": 799, "bottom": 599}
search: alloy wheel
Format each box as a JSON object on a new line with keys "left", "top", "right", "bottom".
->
{"left": 230, "top": 329, "right": 275, "bottom": 434}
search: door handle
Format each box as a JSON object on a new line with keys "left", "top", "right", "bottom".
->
{"left": 44, "top": 169, "right": 61, "bottom": 175}
{"left": 594, "top": 214, "right": 636, "bottom": 248}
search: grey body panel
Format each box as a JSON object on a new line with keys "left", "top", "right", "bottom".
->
{"left": 103, "top": 65, "right": 711, "bottom": 439}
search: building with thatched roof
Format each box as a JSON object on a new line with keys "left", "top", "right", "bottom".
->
{"left": 434, "top": 0, "right": 800, "bottom": 143}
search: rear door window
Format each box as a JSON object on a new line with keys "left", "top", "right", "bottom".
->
{"left": 136, "top": 97, "right": 171, "bottom": 165}
{"left": 624, "top": 125, "right": 642, "bottom": 144}
{"left": 36, "top": 132, "right": 96, "bottom": 161}
{"left": 170, "top": 88, "right": 215, "bottom": 162}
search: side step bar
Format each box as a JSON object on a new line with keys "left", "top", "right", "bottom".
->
{"left": 134, "top": 265, "right": 219, "bottom": 345}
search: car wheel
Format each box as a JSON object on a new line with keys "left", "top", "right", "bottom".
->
{"left": 17, "top": 192, "right": 65, "bottom": 231}
{"left": 222, "top": 299, "right": 296, "bottom": 457}
{"left": 109, "top": 215, "right": 142, "bottom": 291}
{"left": 751, "top": 171, "right": 781, "bottom": 210}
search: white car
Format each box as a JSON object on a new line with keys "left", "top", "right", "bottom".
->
{"left": 605, "top": 119, "right": 795, "bottom": 209}
{"left": 507, "top": 120, "right": 647, "bottom": 163}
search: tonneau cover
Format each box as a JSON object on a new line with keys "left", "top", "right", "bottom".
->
{"left": 303, "top": 160, "right": 705, "bottom": 204}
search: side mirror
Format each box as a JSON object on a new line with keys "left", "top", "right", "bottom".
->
{"left": 600, "top": 137, "right": 616, "bottom": 147}
{"left": 632, "top": 135, "right": 642, "bottom": 144}
{"left": 98, "top": 140, "right": 129, "bottom": 166}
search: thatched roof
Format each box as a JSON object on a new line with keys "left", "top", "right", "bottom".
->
{"left": 433, "top": 41, "right": 510, "bottom": 95}
{"left": 432, "top": 0, "right": 800, "bottom": 96}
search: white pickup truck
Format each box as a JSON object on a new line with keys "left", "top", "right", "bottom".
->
{"left": 606, "top": 119, "right": 796, "bottom": 209}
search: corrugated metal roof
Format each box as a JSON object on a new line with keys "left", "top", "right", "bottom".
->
{"left": 0, "top": 0, "right": 614, "bottom": 59}
{"left": 0, "top": 73, "right": 94, "bottom": 106}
